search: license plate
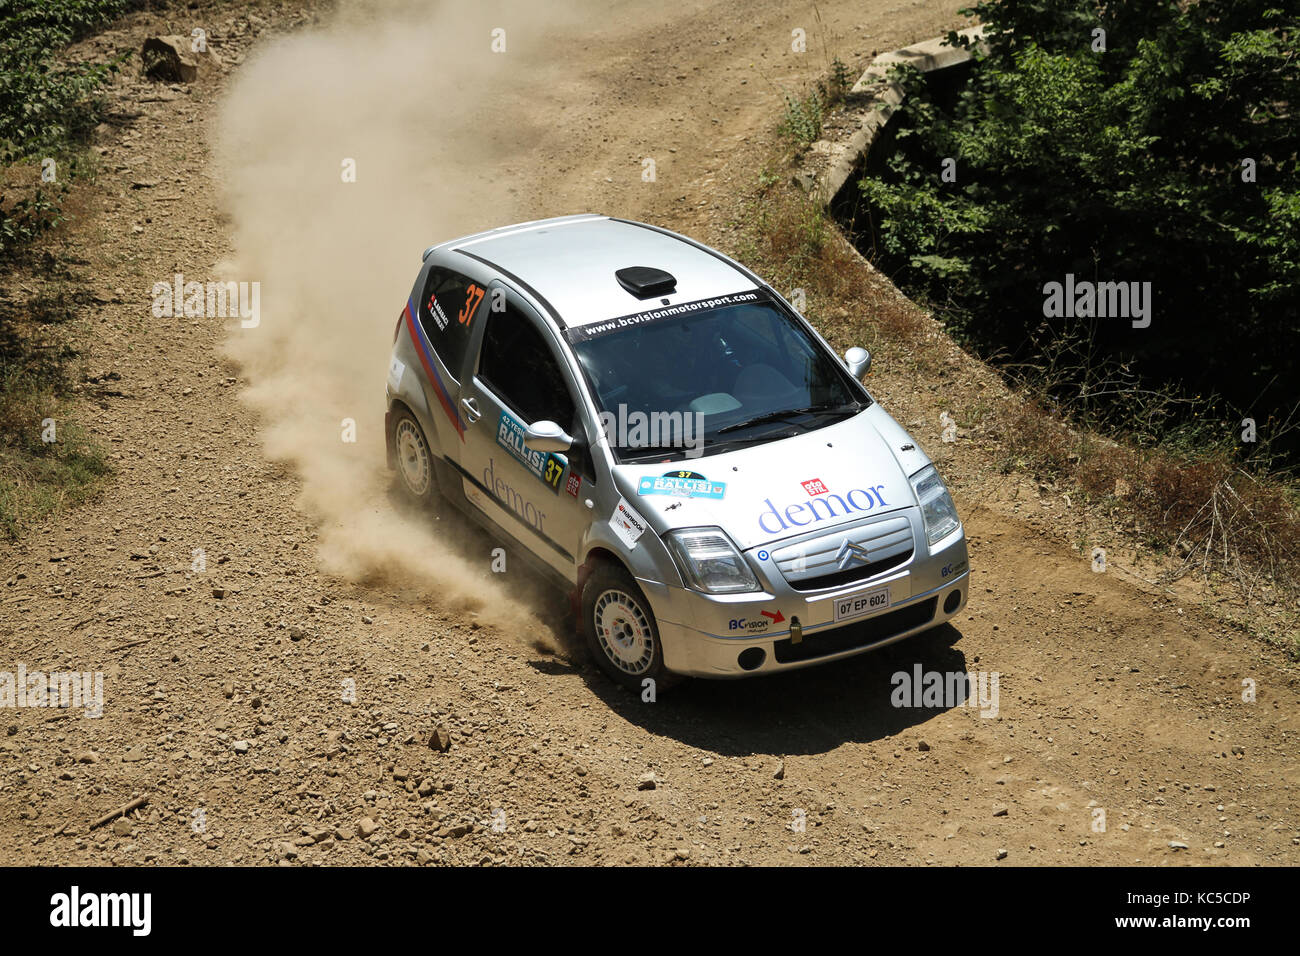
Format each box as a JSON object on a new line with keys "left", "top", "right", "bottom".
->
{"left": 834, "top": 586, "right": 891, "bottom": 622}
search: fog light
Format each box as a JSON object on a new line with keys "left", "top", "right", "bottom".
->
{"left": 738, "top": 647, "right": 765, "bottom": 671}
{"left": 943, "top": 589, "right": 962, "bottom": 614}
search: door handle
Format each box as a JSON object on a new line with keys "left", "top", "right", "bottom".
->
{"left": 460, "top": 397, "right": 481, "bottom": 424}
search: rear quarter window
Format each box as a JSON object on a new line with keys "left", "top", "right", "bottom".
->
{"left": 417, "top": 266, "right": 489, "bottom": 376}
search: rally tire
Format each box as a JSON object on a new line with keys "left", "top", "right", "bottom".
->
{"left": 581, "top": 563, "right": 675, "bottom": 693}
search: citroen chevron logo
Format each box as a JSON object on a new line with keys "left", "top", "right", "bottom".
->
{"left": 836, "top": 539, "right": 871, "bottom": 571}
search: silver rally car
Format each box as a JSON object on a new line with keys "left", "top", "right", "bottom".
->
{"left": 385, "top": 214, "right": 969, "bottom": 688}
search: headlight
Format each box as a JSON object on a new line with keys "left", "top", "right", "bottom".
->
{"left": 910, "top": 465, "right": 960, "bottom": 547}
{"left": 663, "top": 527, "right": 759, "bottom": 593}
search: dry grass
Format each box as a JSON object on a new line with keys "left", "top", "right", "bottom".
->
{"left": 0, "top": 288, "right": 108, "bottom": 538}
{"left": 729, "top": 177, "right": 936, "bottom": 365}
{"left": 996, "top": 395, "right": 1300, "bottom": 600}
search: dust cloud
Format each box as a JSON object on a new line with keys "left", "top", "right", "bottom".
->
{"left": 213, "top": 0, "right": 585, "bottom": 642}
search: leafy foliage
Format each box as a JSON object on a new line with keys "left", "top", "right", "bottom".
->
{"left": 780, "top": 57, "right": 856, "bottom": 147}
{"left": 858, "top": 0, "right": 1300, "bottom": 460}
{"left": 780, "top": 86, "right": 827, "bottom": 145}
{"left": 0, "top": 0, "right": 127, "bottom": 258}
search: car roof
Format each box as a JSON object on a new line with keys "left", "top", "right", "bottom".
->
{"left": 431, "top": 215, "right": 761, "bottom": 328}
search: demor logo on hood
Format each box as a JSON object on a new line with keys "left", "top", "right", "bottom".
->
{"left": 758, "top": 482, "right": 890, "bottom": 535}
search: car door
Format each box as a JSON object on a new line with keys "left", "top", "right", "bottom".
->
{"left": 456, "top": 284, "right": 598, "bottom": 579}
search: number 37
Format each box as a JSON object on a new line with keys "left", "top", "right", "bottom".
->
{"left": 458, "top": 283, "right": 485, "bottom": 326}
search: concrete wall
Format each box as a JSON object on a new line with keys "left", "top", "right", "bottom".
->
{"left": 797, "top": 25, "right": 986, "bottom": 204}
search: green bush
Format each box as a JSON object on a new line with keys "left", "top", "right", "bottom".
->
{"left": 857, "top": 0, "right": 1300, "bottom": 462}
{"left": 0, "top": 0, "right": 127, "bottom": 258}
{"left": 779, "top": 87, "right": 827, "bottom": 146}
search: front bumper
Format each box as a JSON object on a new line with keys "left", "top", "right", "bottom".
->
{"left": 641, "top": 516, "right": 970, "bottom": 678}
{"left": 651, "top": 571, "right": 969, "bottom": 678}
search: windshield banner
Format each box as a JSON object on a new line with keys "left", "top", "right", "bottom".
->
{"left": 564, "top": 290, "right": 766, "bottom": 344}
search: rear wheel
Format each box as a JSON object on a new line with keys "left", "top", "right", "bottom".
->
{"left": 391, "top": 409, "right": 436, "bottom": 505}
{"left": 581, "top": 563, "right": 675, "bottom": 692}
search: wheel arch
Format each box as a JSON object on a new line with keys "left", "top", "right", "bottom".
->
{"left": 577, "top": 546, "right": 621, "bottom": 598}
{"left": 578, "top": 545, "right": 627, "bottom": 583}
{"left": 573, "top": 546, "right": 627, "bottom": 614}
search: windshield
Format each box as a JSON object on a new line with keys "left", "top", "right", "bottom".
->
{"left": 568, "top": 292, "right": 868, "bottom": 462}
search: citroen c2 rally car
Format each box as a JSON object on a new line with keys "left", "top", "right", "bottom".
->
{"left": 384, "top": 214, "right": 969, "bottom": 688}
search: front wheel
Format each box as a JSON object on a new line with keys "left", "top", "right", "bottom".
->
{"left": 581, "top": 563, "right": 675, "bottom": 692}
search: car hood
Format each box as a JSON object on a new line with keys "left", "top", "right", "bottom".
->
{"left": 610, "top": 402, "right": 932, "bottom": 550}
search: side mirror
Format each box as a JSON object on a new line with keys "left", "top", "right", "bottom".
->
{"left": 524, "top": 419, "right": 573, "bottom": 453}
{"left": 845, "top": 346, "right": 871, "bottom": 378}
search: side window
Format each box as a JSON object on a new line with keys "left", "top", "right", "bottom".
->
{"left": 478, "top": 303, "right": 575, "bottom": 428}
{"left": 418, "top": 266, "right": 489, "bottom": 376}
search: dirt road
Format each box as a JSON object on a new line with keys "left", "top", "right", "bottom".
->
{"left": 1, "top": 0, "right": 1296, "bottom": 866}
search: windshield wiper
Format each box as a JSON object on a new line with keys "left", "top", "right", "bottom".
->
{"left": 618, "top": 444, "right": 693, "bottom": 462}
{"left": 715, "top": 401, "right": 860, "bottom": 435}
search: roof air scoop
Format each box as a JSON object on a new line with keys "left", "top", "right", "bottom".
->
{"left": 615, "top": 266, "right": 676, "bottom": 299}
